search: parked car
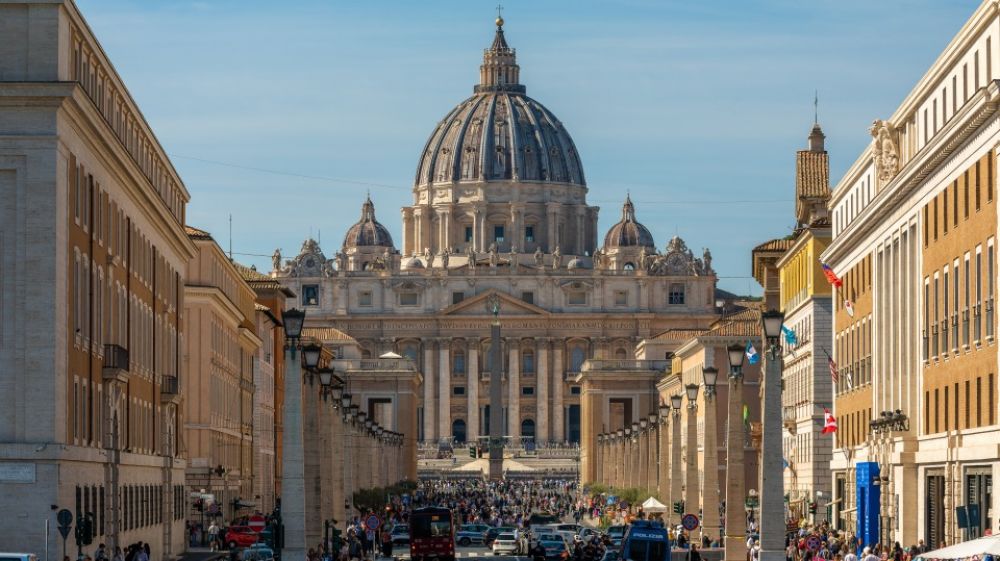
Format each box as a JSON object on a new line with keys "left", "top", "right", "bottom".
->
{"left": 533, "top": 533, "right": 569, "bottom": 548}
{"left": 539, "top": 539, "right": 570, "bottom": 561}
{"left": 225, "top": 525, "right": 260, "bottom": 549}
{"left": 242, "top": 545, "right": 275, "bottom": 561}
{"left": 606, "top": 525, "right": 626, "bottom": 547}
{"left": 456, "top": 524, "right": 488, "bottom": 546}
{"left": 492, "top": 533, "right": 520, "bottom": 555}
{"left": 487, "top": 525, "right": 517, "bottom": 545}
{"left": 391, "top": 524, "right": 410, "bottom": 545}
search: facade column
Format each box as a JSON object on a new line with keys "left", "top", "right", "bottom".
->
{"left": 413, "top": 208, "right": 424, "bottom": 256}
{"left": 439, "top": 340, "right": 451, "bottom": 440}
{"left": 477, "top": 206, "right": 488, "bottom": 252}
{"left": 637, "top": 423, "right": 648, "bottom": 491}
{"left": 552, "top": 344, "right": 565, "bottom": 442}
{"left": 546, "top": 202, "right": 560, "bottom": 252}
{"left": 537, "top": 340, "right": 550, "bottom": 443}
{"left": 468, "top": 344, "right": 480, "bottom": 442}
{"left": 659, "top": 417, "right": 671, "bottom": 504}
{"left": 703, "top": 390, "right": 721, "bottom": 543}
{"left": 724, "top": 374, "right": 747, "bottom": 561}
{"left": 686, "top": 397, "right": 700, "bottom": 522}
{"left": 510, "top": 204, "right": 524, "bottom": 250}
{"left": 508, "top": 343, "right": 521, "bottom": 439}
{"left": 422, "top": 341, "right": 436, "bottom": 443}
{"left": 575, "top": 206, "right": 585, "bottom": 255}
{"left": 671, "top": 409, "right": 683, "bottom": 525}
{"left": 401, "top": 208, "right": 413, "bottom": 255}
{"left": 595, "top": 436, "right": 604, "bottom": 485}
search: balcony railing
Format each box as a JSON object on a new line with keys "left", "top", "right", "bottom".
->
{"left": 102, "top": 344, "right": 129, "bottom": 382}
{"left": 963, "top": 309, "right": 970, "bottom": 346}
{"left": 940, "top": 320, "right": 949, "bottom": 351}
{"left": 580, "top": 359, "right": 670, "bottom": 372}
{"left": 330, "top": 358, "right": 417, "bottom": 372}
{"left": 987, "top": 298, "right": 995, "bottom": 339}
{"left": 782, "top": 406, "right": 797, "bottom": 433}
{"left": 952, "top": 314, "right": 959, "bottom": 351}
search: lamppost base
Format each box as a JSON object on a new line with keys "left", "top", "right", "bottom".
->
{"left": 760, "top": 550, "right": 785, "bottom": 561}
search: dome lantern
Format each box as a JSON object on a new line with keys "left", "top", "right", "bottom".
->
{"left": 342, "top": 195, "right": 395, "bottom": 249}
{"left": 603, "top": 194, "right": 655, "bottom": 250}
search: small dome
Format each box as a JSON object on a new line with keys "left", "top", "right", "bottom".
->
{"left": 402, "top": 256, "right": 425, "bottom": 270}
{"left": 567, "top": 257, "right": 591, "bottom": 270}
{"left": 603, "top": 195, "right": 655, "bottom": 249}
{"left": 343, "top": 196, "right": 395, "bottom": 249}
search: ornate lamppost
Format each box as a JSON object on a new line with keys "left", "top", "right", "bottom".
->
{"left": 724, "top": 344, "right": 747, "bottom": 561}
{"left": 685, "top": 383, "right": 700, "bottom": 523}
{"left": 486, "top": 293, "right": 504, "bottom": 480}
{"left": 670, "top": 394, "right": 683, "bottom": 525}
{"left": 279, "top": 307, "right": 312, "bottom": 557}
{"left": 759, "top": 310, "right": 786, "bottom": 561}
{"left": 701, "top": 366, "right": 721, "bottom": 541}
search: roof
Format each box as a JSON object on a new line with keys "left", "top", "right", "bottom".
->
{"left": 795, "top": 150, "right": 830, "bottom": 201}
{"left": 184, "top": 225, "right": 212, "bottom": 240}
{"left": 706, "top": 306, "right": 762, "bottom": 337}
{"left": 232, "top": 261, "right": 270, "bottom": 282}
{"left": 302, "top": 327, "right": 357, "bottom": 344}
{"left": 752, "top": 238, "right": 794, "bottom": 253}
{"left": 651, "top": 328, "right": 708, "bottom": 341}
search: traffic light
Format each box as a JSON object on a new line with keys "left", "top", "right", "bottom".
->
{"left": 193, "top": 498, "right": 204, "bottom": 512}
{"left": 469, "top": 446, "right": 476, "bottom": 458}
{"left": 809, "top": 502, "right": 817, "bottom": 514}
{"left": 672, "top": 501, "right": 684, "bottom": 514}
{"left": 75, "top": 514, "right": 94, "bottom": 546}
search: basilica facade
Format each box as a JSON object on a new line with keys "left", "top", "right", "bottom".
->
{"left": 273, "top": 17, "right": 724, "bottom": 445}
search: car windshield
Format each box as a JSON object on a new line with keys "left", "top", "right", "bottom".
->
{"left": 498, "top": 534, "right": 515, "bottom": 540}
{"left": 626, "top": 539, "right": 666, "bottom": 561}
{"left": 411, "top": 516, "right": 451, "bottom": 538}
{"left": 543, "top": 542, "right": 565, "bottom": 550}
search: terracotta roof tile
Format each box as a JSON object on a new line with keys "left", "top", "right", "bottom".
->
{"left": 185, "top": 225, "right": 212, "bottom": 240}
{"left": 752, "top": 239, "right": 794, "bottom": 253}
{"left": 651, "top": 328, "right": 708, "bottom": 341}
{"left": 796, "top": 150, "right": 830, "bottom": 200}
{"left": 303, "top": 327, "right": 356, "bottom": 343}
{"left": 706, "top": 306, "right": 762, "bottom": 337}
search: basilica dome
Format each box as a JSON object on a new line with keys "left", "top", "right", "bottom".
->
{"left": 414, "top": 20, "right": 585, "bottom": 188}
{"left": 342, "top": 196, "right": 395, "bottom": 249}
{"left": 603, "top": 195, "right": 655, "bottom": 249}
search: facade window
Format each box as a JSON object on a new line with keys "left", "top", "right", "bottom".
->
{"left": 521, "top": 386, "right": 535, "bottom": 396}
{"left": 453, "top": 351, "right": 466, "bottom": 375}
{"left": 567, "top": 292, "right": 586, "bottom": 306}
{"left": 522, "top": 349, "right": 535, "bottom": 374}
{"left": 465, "top": 226, "right": 473, "bottom": 243}
{"left": 359, "top": 290, "right": 373, "bottom": 307}
{"left": 525, "top": 226, "right": 535, "bottom": 242}
{"left": 570, "top": 347, "right": 586, "bottom": 372}
{"left": 401, "top": 345, "right": 418, "bottom": 361}
{"left": 668, "top": 284, "right": 685, "bottom": 305}
{"left": 521, "top": 291, "right": 534, "bottom": 305}
{"left": 988, "top": 241, "right": 995, "bottom": 339}
{"left": 494, "top": 225, "right": 505, "bottom": 242}
{"left": 452, "top": 291, "right": 465, "bottom": 305}
{"left": 976, "top": 248, "right": 983, "bottom": 342}
{"left": 624, "top": 262, "right": 635, "bottom": 271}
{"left": 570, "top": 386, "right": 581, "bottom": 395}
{"left": 614, "top": 290, "right": 628, "bottom": 306}
{"left": 302, "top": 284, "right": 319, "bottom": 306}
{"left": 453, "top": 386, "right": 466, "bottom": 396}
{"left": 399, "top": 292, "right": 419, "bottom": 306}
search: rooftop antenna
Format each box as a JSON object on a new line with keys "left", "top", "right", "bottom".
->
{"left": 814, "top": 90, "right": 819, "bottom": 124}
{"left": 228, "top": 213, "right": 233, "bottom": 259}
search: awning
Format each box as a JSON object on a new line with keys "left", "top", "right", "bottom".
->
{"left": 915, "top": 535, "right": 1000, "bottom": 560}
{"left": 640, "top": 497, "right": 668, "bottom": 513}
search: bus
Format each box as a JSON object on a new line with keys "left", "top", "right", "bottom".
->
{"left": 620, "top": 520, "right": 670, "bottom": 561}
{"left": 409, "top": 506, "right": 456, "bottom": 561}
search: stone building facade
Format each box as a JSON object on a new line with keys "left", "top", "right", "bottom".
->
{"left": 0, "top": 1, "right": 193, "bottom": 555}
{"left": 274, "top": 17, "right": 722, "bottom": 447}
{"left": 824, "top": 0, "right": 1000, "bottom": 544}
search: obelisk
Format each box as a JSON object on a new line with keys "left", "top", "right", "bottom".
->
{"left": 486, "top": 293, "right": 504, "bottom": 480}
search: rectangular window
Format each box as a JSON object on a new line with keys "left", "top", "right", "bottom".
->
{"left": 933, "top": 197, "right": 939, "bottom": 240}
{"left": 493, "top": 225, "right": 505, "bottom": 242}
{"left": 925, "top": 390, "right": 931, "bottom": 434}
{"left": 570, "top": 386, "right": 581, "bottom": 395}
{"left": 954, "top": 382, "right": 960, "bottom": 430}
{"left": 453, "top": 386, "right": 465, "bottom": 396}
{"left": 943, "top": 270, "right": 950, "bottom": 350}
{"left": 966, "top": 255, "right": 972, "bottom": 346}
{"left": 989, "top": 241, "right": 995, "bottom": 339}
{"left": 359, "top": 290, "right": 373, "bottom": 307}
{"left": 924, "top": 206, "right": 929, "bottom": 246}
{"left": 668, "top": 284, "right": 685, "bottom": 305}
{"left": 521, "top": 291, "right": 534, "bottom": 305}
{"left": 977, "top": 161, "right": 982, "bottom": 210}
{"left": 452, "top": 291, "right": 465, "bottom": 305}
{"left": 464, "top": 226, "right": 473, "bottom": 243}
{"left": 935, "top": 388, "right": 940, "bottom": 433}
{"left": 567, "top": 292, "right": 586, "bottom": 306}
{"left": 966, "top": 380, "right": 971, "bottom": 429}
{"left": 977, "top": 377, "right": 983, "bottom": 427}
{"left": 943, "top": 189, "right": 949, "bottom": 234}
{"left": 522, "top": 352, "right": 535, "bottom": 374}
{"left": 954, "top": 181, "right": 959, "bottom": 226}
{"left": 614, "top": 290, "right": 628, "bottom": 306}
{"left": 966, "top": 171, "right": 971, "bottom": 218}
{"left": 521, "top": 386, "right": 535, "bottom": 396}
{"left": 302, "top": 284, "right": 319, "bottom": 306}
{"left": 989, "top": 374, "right": 995, "bottom": 425}
{"left": 976, "top": 249, "right": 983, "bottom": 342}
{"left": 524, "top": 226, "right": 534, "bottom": 243}
{"left": 976, "top": 50, "right": 981, "bottom": 90}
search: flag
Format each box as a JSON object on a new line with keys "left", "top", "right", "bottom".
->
{"left": 745, "top": 340, "right": 760, "bottom": 365}
{"left": 844, "top": 299, "right": 855, "bottom": 318}
{"left": 742, "top": 404, "right": 750, "bottom": 427}
{"left": 822, "top": 409, "right": 838, "bottom": 434}
{"left": 820, "top": 261, "right": 843, "bottom": 288}
{"left": 846, "top": 370, "right": 854, "bottom": 391}
{"left": 782, "top": 325, "right": 798, "bottom": 346}
{"left": 824, "top": 350, "right": 839, "bottom": 385}
{"left": 783, "top": 458, "right": 790, "bottom": 470}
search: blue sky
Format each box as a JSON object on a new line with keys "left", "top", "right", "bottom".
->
{"left": 77, "top": 0, "right": 978, "bottom": 295}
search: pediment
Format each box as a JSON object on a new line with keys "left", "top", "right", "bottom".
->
{"left": 441, "top": 289, "right": 549, "bottom": 316}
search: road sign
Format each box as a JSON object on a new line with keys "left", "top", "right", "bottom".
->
{"left": 248, "top": 514, "right": 266, "bottom": 532}
{"left": 806, "top": 534, "right": 822, "bottom": 552}
{"left": 366, "top": 514, "right": 381, "bottom": 530}
{"left": 57, "top": 508, "right": 73, "bottom": 527}
{"left": 681, "top": 513, "right": 700, "bottom": 531}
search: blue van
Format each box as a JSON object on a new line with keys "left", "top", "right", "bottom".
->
{"left": 620, "top": 520, "right": 670, "bottom": 561}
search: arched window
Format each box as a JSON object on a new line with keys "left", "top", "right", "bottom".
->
{"left": 623, "top": 262, "right": 635, "bottom": 271}
{"left": 614, "top": 348, "right": 628, "bottom": 360}
{"left": 453, "top": 350, "right": 466, "bottom": 375}
{"left": 522, "top": 349, "right": 535, "bottom": 374}
{"left": 361, "top": 349, "right": 372, "bottom": 359}
{"left": 400, "top": 344, "right": 418, "bottom": 362}
{"left": 570, "top": 346, "right": 586, "bottom": 372}
{"left": 452, "top": 419, "right": 467, "bottom": 444}
{"left": 521, "top": 419, "right": 536, "bottom": 441}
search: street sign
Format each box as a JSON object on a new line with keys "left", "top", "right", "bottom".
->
{"left": 57, "top": 508, "right": 73, "bottom": 527}
{"left": 366, "top": 514, "right": 381, "bottom": 531}
{"left": 57, "top": 524, "right": 72, "bottom": 539}
{"left": 806, "top": 534, "right": 822, "bottom": 552}
{"left": 248, "top": 514, "right": 266, "bottom": 532}
{"left": 681, "top": 513, "right": 700, "bottom": 531}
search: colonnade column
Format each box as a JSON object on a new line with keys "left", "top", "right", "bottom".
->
{"left": 330, "top": 408, "right": 344, "bottom": 529}
{"left": 703, "top": 388, "right": 721, "bottom": 542}
{"left": 468, "top": 345, "right": 480, "bottom": 442}
{"left": 637, "top": 423, "right": 648, "bottom": 491}
{"left": 659, "top": 414, "right": 670, "bottom": 504}
{"left": 595, "top": 436, "right": 604, "bottom": 484}
{"left": 552, "top": 344, "right": 565, "bottom": 442}
{"left": 439, "top": 340, "right": 451, "bottom": 440}
{"left": 537, "top": 340, "right": 550, "bottom": 443}
{"left": 508, "top": 344, "right": 521, "bottom": 439}
{"left": 303, "top": 378, "right": 321, "bottom": 545}
{"left": 422, "top": 341, "right": 435, "bottom": 443}
{"left": 671, "top": 407, "right": 683, "bottom": 525}
{"left": 685, "top": 393, "right": 700, "bottom": 522}
{"left": 648, "top": 422, "right": 658, "bottom": 492}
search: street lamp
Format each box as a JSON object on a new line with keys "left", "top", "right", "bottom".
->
{"left": 685, "top": 383, "right": 699, "bottom": 404}
{"left": 670, "top": 394, "right": 683, "bottom": 411}
{"left": 724, "top": 344, "right": 748, "bottom": 561}
{"left": 303, "top": 343, "right": 323, "bottom": 371}
{"left": 759, "top": 309, "right": 786, "bottom": 561}
{"left": 670, "top": 394, "right": 683, "bottom": 525}
{"left": 280, "top": 307, "right": 308, "bottom": 556}
{"left": 685, "top": 383, "right": 700, "bottom": 523}
{"left": 702, "top": 367, "right": 718, "bottom": 396}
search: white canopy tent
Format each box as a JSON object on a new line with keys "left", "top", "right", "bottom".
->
{"left": 915, "top": 536, "right": 1000, "bottom": 561}
{"left": 640, "top": 497, "right": 668, "bottom": 513}
{"left": 379, "top": 351, "right": 403, "bottom": 359}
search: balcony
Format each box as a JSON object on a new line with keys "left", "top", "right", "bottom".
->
{"left": 160, "top": 376, "right": 181, "bottom": 405}
{"left": 782, "top": 406, "right": 797, "bottom": 433}
{"left": 580, "top": 359, "right": 670, "bottom": 372}
{"left": 102, "top": 344, "right": 129, "bottom": 383}
{"left": 330, "top": 358, "right": 417, "bottom": 373}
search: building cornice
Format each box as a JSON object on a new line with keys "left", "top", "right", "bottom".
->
{"left": 185, "top": 285, "right": 246, "bottom": 327}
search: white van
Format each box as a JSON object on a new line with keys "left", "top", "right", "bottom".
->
{"left": 0, "top": 555, "right": 38, "bottom": 561}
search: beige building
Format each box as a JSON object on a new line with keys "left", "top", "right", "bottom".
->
{"left": 824, "top": 0, "right": 1000, "bottom": 545}
{"left": 184, "top": 228, "right": 262, "bottom": 526}
{"left": 0, "top": 0, "right": 194, "bottom": 555}
{"left": 274, "top": 17, "right": 721, "bottom": 450}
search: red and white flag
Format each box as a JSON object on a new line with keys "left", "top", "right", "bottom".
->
{"left": 822, "top": 409, "right": 838, "bottom": 434}
{"left": 844, "top": 300, "right": 855, "bottom": 318}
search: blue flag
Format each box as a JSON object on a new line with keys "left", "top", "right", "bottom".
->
{"left": 745, "top": 340, "right": 760, "bottom": 365}
{"left": 782, "top": 325, "right": 798, "bottom": 346}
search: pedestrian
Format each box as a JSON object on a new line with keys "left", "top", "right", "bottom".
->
{"left": 95, "top": 544, "right": 108, "bottom": 561}
{"left": 689, "top": 544, "right": 702, "bottom": 561}
{"left": 209, "top": 520, "right": 220, "bottom": 551}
